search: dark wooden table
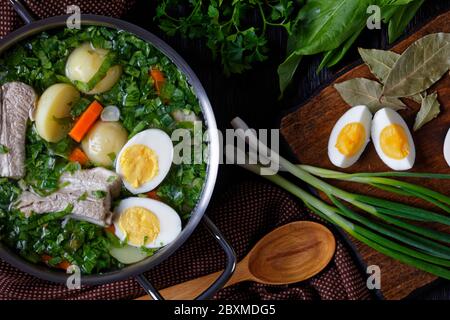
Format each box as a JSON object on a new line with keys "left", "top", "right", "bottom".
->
{"left": 125, "top": 1, "right": 450, "bottom": 300}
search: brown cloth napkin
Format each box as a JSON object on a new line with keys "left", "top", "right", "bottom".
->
{"left": 0, "top": 1, "right": 372, "bottom": 300}
{"left": 0, "top": 181, "right": 372, "bottom": 300}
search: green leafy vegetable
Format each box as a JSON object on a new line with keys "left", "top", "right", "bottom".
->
{"left": 385, "top": 0, "right": 425, "bottom": 43}
{"left": 277, "top": 52, "right": 302, "bottom": 98}
{"left": 288, "top": 0, "right": 370, "bottom": 56}
{"left": 318, "top": 25, "right": 365, "bottom": 72}
{"left": 71, "top": 97, "right": 92, "bottom": 117}
{"left": 278, "top": 0, "right": 425, "bottom": 96}
{"left": 414, "top": 92, "right": 441, "bottom": 131}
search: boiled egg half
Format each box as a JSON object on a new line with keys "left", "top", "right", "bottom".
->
{"left": 113, "top": 197, "right": 182, "bottom": 248}
{"left": 328, "top": 105, "right": 372, "bottom": 168}
{"left": 116, "top": 129, "right": 173, "bottom": 194}
{"left": 371, "top": 108, "right": 415, "bottom": 171}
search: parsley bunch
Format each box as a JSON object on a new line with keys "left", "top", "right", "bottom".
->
{"left": 155, "top": 0, "right": 296, "bottom": 75}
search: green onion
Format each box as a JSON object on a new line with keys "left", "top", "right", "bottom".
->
{"left": 230, "top": 117, "right": 450, "bottom": 280}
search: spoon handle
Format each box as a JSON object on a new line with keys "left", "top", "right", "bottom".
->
{"left": 137, "top": 259, "right": 251, "bottom": 300}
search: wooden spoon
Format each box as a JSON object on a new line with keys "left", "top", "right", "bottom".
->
{"left": 138, "top": 221, "right": 336, "bottom": 300}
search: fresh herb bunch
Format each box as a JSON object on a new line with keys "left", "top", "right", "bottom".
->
{"left": 155, "top": 0, "right": 296, "bottom": 75}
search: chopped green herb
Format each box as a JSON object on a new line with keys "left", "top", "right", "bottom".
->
{"left": 107, "top": 175, "right": 117, "bottom": 183}
{"left": 107, "top": 152, "right": 116, "bottom": 162}
{"left": 92, "top": 190, "right": 107, "bottom": 199}
{"left": 77, "top": 192, "right": 88, "bottom": 201}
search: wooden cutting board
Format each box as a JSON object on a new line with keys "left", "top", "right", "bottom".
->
{"left": 281, "top": 11, "right": 450, "bottom": 300}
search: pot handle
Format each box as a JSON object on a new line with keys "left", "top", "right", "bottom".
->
{"left": 9, "top": 0, "right": 35, "bottom": 24}
{"left": 135, "top": 215, "right": 237, "bottom": 300}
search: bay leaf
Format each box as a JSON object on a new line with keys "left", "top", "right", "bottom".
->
{"left": 413, "top": 92, "right": 440, "bottom": 131}
{"left": 357, "top": 48, "right": 426, "bottom": 103}
{"left": 358, "top": 48, "right": 400, "bottom": 83}
{"left": 334, "top": 78, "right": 406, "bottom": 112}
{"left": 383, "top": 33, "right": 450, "bottom": 97}
{"left": 407, "top": 92, "right": 425, "bottom": 104}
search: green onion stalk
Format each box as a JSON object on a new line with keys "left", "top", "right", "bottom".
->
{"left": 230, "top": 117, "right": 450, "bottom": 279}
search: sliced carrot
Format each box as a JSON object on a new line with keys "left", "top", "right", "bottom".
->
{"left": 68, "top": 147, "right": 89, "bottom": 166}
{"left": 69, "top": 100, "right": 103, "bottom": 142}
{"left": 150, "top": 68, "right": 165, "bottom": 95}
{"left": 41, "top": 254, "right": 52, "bottom": 263}
{"left": 105, "top": 224, "right": 116, "bottom": 234}
{"left": 57, "top": 260, "right": 72, "bottom": 271}
{"left": 147, "top": 189, "right": 160, "bottom": 200}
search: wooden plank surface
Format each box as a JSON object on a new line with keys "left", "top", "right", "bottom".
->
{"left": 280, "top": 11, "right": 450, "bottom": 300}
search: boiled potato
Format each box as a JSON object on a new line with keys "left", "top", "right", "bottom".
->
{"left": 81, "top": 121, "right": 128, "bottom": 167}
{"left": 35, "top": 83, "right": 80, "bottom": 143}
{"left": 88, "top": 65, "right": 122, "bottom": 95}
{"left": 65, "top": 42, "right": 122, "bottom": 95}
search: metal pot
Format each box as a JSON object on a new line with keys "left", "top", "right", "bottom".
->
{"left": 0, "top": 0, "right": 236, "bottom": 300}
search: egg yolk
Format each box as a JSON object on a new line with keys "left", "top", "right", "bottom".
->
{"left": 118, "top": 206, "right": 160, "bottom": 246}
{"left": 120, "top": 144, "right": 158, "bottom": 188}
{"left": 380, "top": 124, "right": 410, "bottom": 160}
{"left": 335, "top": 123, "right": 366, "bottom": 157}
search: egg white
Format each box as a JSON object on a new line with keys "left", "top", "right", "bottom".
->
{"left": 113, "top": 197, "right": 182, "bottom": 248}
{"left": 371, "top": 108, "right": 415, "bottom": 171}
{"left": 116, "top": 129, "right": 174, "bottom": 194}
{"left": 328, "top": 105, "right": 372, "bottom": 168}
